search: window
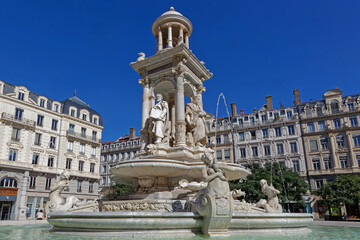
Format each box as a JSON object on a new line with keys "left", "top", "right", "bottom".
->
{"left": 34, "top": 133, "right": 41, "bottom": 146}
{"left": 262, "top": 129, "right": 268, "bottom": 138}
{"left": 216, "top": 150, "right": 222, "bottom": 160}
{"left": 92, "top": 131, "right": 97, "bottom": 141}
{"left": 354, "top": 135, "right": 360, "bottom": 147}
{"left": 94, "top": 118, "right": 98, "bottom": 125}
{"left": 102, "top": 165, "right": 107, "bottom": 173}
{"left": 32, "top": 154, "right": 39, "bottom": 165}
{"left": 66, "top": 158, "right": 72, "bottom": 169}
{"left": 333, "top": 119, "right": 341, "bottom": 129}
{"left": 240, "top": 148, "right": 246, "bottom": 158}
{"left": 89, "top": 182, "right": 94, "bottom": 193}
{"left": 40, "top": 99, "right": 45, "bottom": 107}
{"left": 357, "top": 155, "right": 360, "bottom": 168}
{"left": 250, "top": 130, "right": 256, "bottom": 140}
{"left": 313, "top": 159, "right": 321, "bottom": 170}
{"left": 90, "top": 163, "right": 95, "bottom": 173}
{"left": 37, "top": 115, "right": 44, "bottom": 126}
{"left": 330, "top": 102, "right": 339, "bottom": 114}
{"left": 0, "top": 178, "right": 18, "bottom": 188}
{"left": 224, "top": 149, "right": 230, "bottom": 160}
{"left": 18, "top": 91, "right": 24, "bottom": 100}
{"left": 216, "top": 135, "right": 221, "bottom": 144}
{"left": 307, "top": 123, "right": 315, "bottom": 133}
{"left": 238, "top": 132, "right": 245, "bottom": 141}
{"left": 336, "top": 136, "right": 345, "bottom": 148}
{"left": 77, "top": 181, "right": 82, "bottom": 192}
{"left": 264, "top": 145, "right": 271, "bottom": 156}
{"left": 286, "top": 111, "right": 293, "bottom": 119}
{"left": 15, "top": 108, "right": 23, "bottom": 120}
{"left": 340, "top": 156, "right": 348, "bottom": 168}
{"left": 280, "top": 110, "right": 285, "bottom": 116}
{"left": 68, "top": 124, "right": 75, "bottom": 135}
{"left": 67, "top": 141, "right": 73, "bottom": 152}
{"left": 51, "top": 119, "right": 58, "bottom": 130}
{"left": 48, "top": 157, "right": 54, "bottom": 167}
{"left": 309, "top": 139, "right": 318, "bottom": 152}
{"left": 323, "top": 157, "right": 332, "bottom": 169}
{"left": 45, "top": 178, "right": 52, "bottom": 190}
{"left": 250, "top": 117, "right": 255, "bottom": 125}
{"left": 290, "top": 142, "right": 298, "bottom": 153}
{"left": 288, "top": 125, "right": 295, "bottom": 135}
{"left": 70, "top": 109, "right": 75, "bottom": 117}
{"left": 274, "top": 112, "right": 279, "bottom": 119}
{"left": 277, "top": 144, "right": 284, "bottom": 155}
{"left": 29, "top": 176, "right": 36, "bottom": 189}
{"left": 275, "top": 127, "right": 281, "bottom": 137}
{"left": 82, "top": 114, "right": 87, "bottom": 121}
{"left": 315, "top": 180, "right": 323, "bottom": 190}
{"left": 292, "top": 160, "right": 300, "bottom": 172}
{"left": 81, "top": 127, "right": 86, "bottom": 138}
{"left": 261, "top": 114, "right": 267, "bottom": 122}
{"left": 350, "top": 117, "right": 358, "bottom": 127}
{"left": 8, "top": 150, "right": 17, "bottom": 161}
{"left": 252, "top": 146, "right": 258, "bottom": 157}
{"left": 348, "top": 103, "right": 355, "bottom": 111}
{"left": 11, "top": 128, "right": 20, "bottom": 141}
{"left": 80, "top": 143, "right": 85, "bottom": 154}
{"left": 78, "top": 161, "right": 84, "bottom": 171}
{"left": 320, "top": 138, "right": 329, "bottom": 150}
{"left": 53, "top": 104, "right": 59, "bottom": 112}
{"left": 102, "top": 177, "right": 106, "bottom": 185}
{"left": 91, "top": 146, "right": 96, "bottom": 156}
{"left": 49, "top": 137, "right": 56, "bottom": 148}
{"left": 318, "top": 121, "right": 325, "bottom": 131}
{"left": 223, "top": 134, "right": 229, "bottom": 144}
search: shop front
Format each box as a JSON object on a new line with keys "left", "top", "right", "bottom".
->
{"left": 0, "top": 187, "right": 18, "bottom": 220}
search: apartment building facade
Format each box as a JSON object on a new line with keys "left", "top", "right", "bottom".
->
{"left": 0, "top": 80, "right": 103, "bottom": 220}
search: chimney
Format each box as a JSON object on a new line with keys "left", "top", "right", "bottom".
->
{"left": 231, "top": 103, "right": 237, "bottom": 117}
{"left": 280, "top": 103, "right": 284, "bottom": 109}
{"left": 129, "top": 128, "right": 136, "bottom": 139}
{"left": 253, "top": 108, "right": 257, "bottom": 113}
{"left": 293, "top": 89, "right": 301, "bottom": 106}
{"left": 240, "top": 109, "right": 245, "bottom": 115}
{"left": 265, "top": 95, "right": 273, "bottom": 110}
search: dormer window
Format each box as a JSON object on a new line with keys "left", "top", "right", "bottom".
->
{"left": 40, "top": 99, "right": 45, "bottom": 107}
{"left": 53, "top": 104, "right": 59, "bottom": 112}
{"left": 70, "top": 109, "right": 75, "bottom": 116}
{"left": 94, "top": 118, "right": 98, "bottom": 125}
{"left": 82, "top": 114, "right": 87, "bottom": 121}
{"left": 18, "top": 92, "right": 24, "bottom": 101}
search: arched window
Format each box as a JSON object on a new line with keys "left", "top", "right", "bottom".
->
{"left": 0, "top": 178, "right": 18, "bottom": 188}
{"left": 331, "top": 101, "right": 340, "bottom": 114}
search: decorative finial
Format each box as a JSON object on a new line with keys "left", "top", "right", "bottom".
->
{"left": 74, "top": 90, "right": 77, "bottom": 96}
{"left": 170, "top": 7, "right": 175, "bottom": 11}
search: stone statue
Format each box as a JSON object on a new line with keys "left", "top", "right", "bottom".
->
{"left": 176, "top": 179, "right": 207, "bottom": 192}
{"left": 136, "top": 52, "right": 145, "bottom": 62}
{"left": 185, "top": 95, "right": 207, "bottom": 147}
{"left": 256, "top": 179, "right": 283, "bottom": 213}
{"left": 149, "top": 94, "right": 168, "bottom": 144}
{"left": 195, "top": 153, "right": 233, "bottom": 237}
{"left": 46, "top": 171, "right": 80, "bottom": 213}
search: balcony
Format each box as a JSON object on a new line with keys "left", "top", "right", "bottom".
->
{"left": 66, "top": 130, "right": 101, "bottom": 144}
{"left": 1, "top": 112, "right": 36, "bottom": 128}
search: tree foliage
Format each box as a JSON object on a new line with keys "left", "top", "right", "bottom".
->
{"left": 230, "top": 163, "right": 308, "bottom": 207}
{"left": 109, "top": 184, "right": 132, "bottom": 200}
{"left": 314, "top": 175, "right": 360, "bottom": 207}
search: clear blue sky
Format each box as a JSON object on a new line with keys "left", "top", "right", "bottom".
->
{"left": 1, "top": 1, "right": 360, "bottom": 142}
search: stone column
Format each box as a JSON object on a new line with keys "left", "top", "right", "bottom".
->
{"left": 328, "top": 134, "right": 339, "bottom": 168}
{"left": 18, "top": 171, "right": 28, "bottom": 220}
{"left": 140, "top": 78, "right": 150, "bottom": 129}
{"left": 346, "top": 132, "right": 357, "bottom": 167}
{"left": 158, "top": 27, "right": 163, "bottom": 51}
{"left": 179, "top": 27, "right": 184, "bottom": 45}
{"left": 185, "top": 33, "right": 189, "bottom": 48}
{"left": 167, "top": 25, "right": 173, "bottom": 48}
{"left": 175, "top": 75, "right": 186, "bottom": 146}
{"left": 40, "top": 197, "right": 44, "bottom": 210}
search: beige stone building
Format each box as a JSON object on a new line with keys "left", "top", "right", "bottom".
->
{"left": 0, "top": 80, "right": 103, "bottom": 220}
{"left": 298, "top": 88, "right": 360, "bottom": 190}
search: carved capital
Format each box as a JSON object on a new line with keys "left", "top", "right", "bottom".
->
{"left": 138, "top": 77, "right": 149, "bottom": 87}
{"left": 139, "top": 68, "right": 148, "bottom": 78}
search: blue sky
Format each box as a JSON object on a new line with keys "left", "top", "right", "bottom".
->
{"left": 1, "top": 1, "right": 359, "bottom": 142}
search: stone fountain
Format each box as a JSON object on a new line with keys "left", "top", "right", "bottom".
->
{"left": 47, "top": 7, "right": 313, "bottom": 237}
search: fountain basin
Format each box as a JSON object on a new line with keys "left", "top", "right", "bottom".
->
{"left": 47, "top": 211, "right": 313, "bottom": 237}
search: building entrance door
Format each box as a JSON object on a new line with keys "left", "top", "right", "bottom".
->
{"left": 0, "top": 201, "right": 13, "bottom": 220}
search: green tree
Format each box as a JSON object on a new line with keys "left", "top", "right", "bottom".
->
{"left": 314, "top": 175, "right": 360, "bottom": 208}
{"left": 230, "top": 163, "right": 308, "bottom": 208}
{"left": 109, "top": 184, "right": 132, "bottom": 200}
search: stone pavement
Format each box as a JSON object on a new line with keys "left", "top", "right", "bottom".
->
{"left": 313, "top": 220, "right": 360, "bottom": 228}
{"left": 0, "top": 219, "right": 48, "bottom": 226}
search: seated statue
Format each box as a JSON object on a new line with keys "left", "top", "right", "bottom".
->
{"left": 256, "top": 179, "right": 283, "bottom": 213}
{"left": 185, "top": 95, "right": 207, "bottom": 147}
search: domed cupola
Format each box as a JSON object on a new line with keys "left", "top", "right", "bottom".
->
{"left": 152, "top": 7, "right": 193, "bottom": 53}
